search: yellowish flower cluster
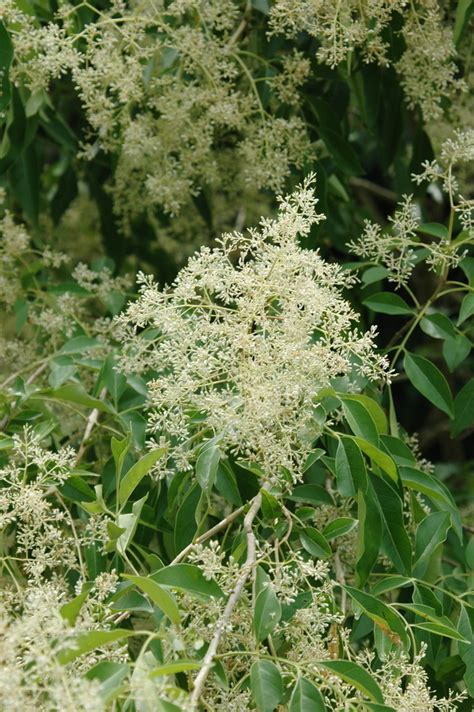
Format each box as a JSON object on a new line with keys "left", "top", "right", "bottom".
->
{"left": 117, "top": 176, "right": 389, "bottom": 481}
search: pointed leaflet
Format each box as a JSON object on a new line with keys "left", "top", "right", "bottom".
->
{"left": 250, "top": 660, "right": 283, "bottom": 712}
{"left": 341, "top": 399, "right": 379, "bottom": 444}
{"left": 413, "top": 511, "right": 451, "bottom": 578}
{"left": 403, "top": 352, "right": 453, "bottom": 417}
{"left": 356, "top": 485, "right": 382, "bottom": 586}
{"left": 363, "top": 292, "right": 413, "bottom": 315}
{"left": 195, "top": 440, "right": 220, "bottom": 494}
{"left": 152, "top": 564, "right": 225, "bottom": 600}
{"left": 354, "top": 437, "right": 398, "bottom": 481}
{"left": 58, "top": 629, "right": 136, "bottom": 664}
{"left": 452, "top": 379, "right": 474, "bottom": 436}
{"left": 371, "top": 475, "right": 412, "bottom": 575}
{"left": 343, "top": 585, "right": 409, "bottom": 648}
{"left": 289, "top": 677, "right": 326, "bottom": 711}
{"left": 335, "top": 436, "right": 368, "bottom": 496}
{"left": 122, "top": 575, "right": 180, "bottom": 625}
{"left": 316, "top": 661, "right": 384, "bottom": 703}
{"left": 118, "top": 447, "right": 167, "bottom": 506}
{"left": 254, "top": 583, "right": 282, "bottom": 641}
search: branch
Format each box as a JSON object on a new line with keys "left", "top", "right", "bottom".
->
{"left": 190, "top": 484, "right": 268, "bottom": 707}
{"left": 171, "top": 504, "right": 246, "bottom": 565}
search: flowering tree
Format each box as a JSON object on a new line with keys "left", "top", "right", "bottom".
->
{"left": 0, "top": 1, "right": 473, "bottom": 710}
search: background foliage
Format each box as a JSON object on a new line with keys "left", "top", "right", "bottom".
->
{"left": 0, "top": 1, "right": 473, "bottom": 710}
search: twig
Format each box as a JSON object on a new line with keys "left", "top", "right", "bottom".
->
{"left": 75, "top": 387, "right": 107, "bottom": 465}
{"left": 190, "top": 484, "right": 269, "bottom": 707}
{"left": 349, "top": 177, "right": 397, "bottom": 202}
{"left": 171, "top": 504, "right": 247, "bottom": 565}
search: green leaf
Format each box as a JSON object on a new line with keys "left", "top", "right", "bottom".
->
{"left": 443, "top": 334, "right": 471, "bottom": 372}
{"left": 356, "top": 486, "right": 382, "bottom": 586}
{"left": 362, "top": 266, "right": 390, "bottom": 286}
{"left": 149, "top": 660, "right": 201, "bottom": 677}
{"left": 341, "top": 399, "right": 379, "bottom": 444}
{"left": 60, "top": 585, "right": 93, "bottom": 625}
{"left": 353, "top": 437, "right": 398, "bottom": 481}
{"left": 119, "top": 447, "right": 167, "bottom": 507}
{"left": 122, "top": 575, "right": 180, "bottom": 625}
{"left": 254, "top": 583, "right": 282, "bottom": 641}
{"left": 58, "top": 629, "right": 135, "bottom": 665}
{"left": 420, "top": 313, "right": 456, "bottom": 340}
{"left": 323, "top": 517, "right": 357, "bottom": 540}
{"left": 195, "top": 440, "right": 220, "bottom": 495}
{"left": 174, "top": 482, "right": 201, "bottom": 553}
{"left": 45, "top": 384, "right": 114, "bottom": 413}
{"left": 335, "top": 436, "right": 368, "bottom": 496}
{"left": 300, "top": 527, "right": 332, "bottom": 559}
{"left": 343, "top": 585, "right": 409, "bottom": 648}
{"left": 412, "top": 621, "right": 470, "bottom": 642}
{"left": 453, "top": 0, "right": 474, "bottom": 45}
{"left": 452, "top": 379, "right": 474, "bottom": 435}
{"left": 403, "top": 352, "right": 453, "bottom": 417}
{"left": 85, "top": 662, "right": 129, "bottom": 703}
{"left": 399, "top": 466, "right": 462, "bottom": 540}
{"left": 413, "top": 511, "right": 451, "bottom": 578}
{"left": 152, "top": 564, "right": 225, "bottom": 600}
{"left": 116, "top": 494, "right": 147, "bottom": 555}
{"left": 58, "top": 336, "right": 101, "bottom": 355}
{"left": 363, "top": 293, "right": 413, "bottom": 315}
{"left": 111, "top": 433, "right": 131, "bottom": 479}
{"left": 260, "top": 488, "right": 282, "bottom": 521}
{"left": 457, "top": 293, "right": 474, "bottom": 325}
{"left": 417, "top": 222, "right": 448, "bottom": 240}
{"left": 289, "top": 677, "right": 326, "bottom": 711}
{"left": 250, "top": 660, "right": 283, "bottom": 712}
{"left": 341, "top": 394, "right": 387, "bottom": 435}
{"left": 288, "top": 484, "right": 334, "bottom": 506}
{"left": 372, "top": 476, "right": 412, "bottom": 575}
{"left": 0, "top": 21, "right": 13, "bottom": 112}
{"left": 316, "top": 661, "right": 384, "bottom": 703}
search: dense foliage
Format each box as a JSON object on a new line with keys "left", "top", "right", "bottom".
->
{"left": 0, "top": 1, "right": 473, "bottom": 710}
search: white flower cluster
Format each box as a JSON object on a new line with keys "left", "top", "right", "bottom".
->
{"left": 350, "top": 128, "right": 473, "bottom": 288}
{"left": 117, "top": 176, "right": 389, "bottom": 481}
{"left": 269, "top": 0, "right": 466, "bottom": 121}
{"left": 6, "top": 0, "right": 312, "bottom": 228}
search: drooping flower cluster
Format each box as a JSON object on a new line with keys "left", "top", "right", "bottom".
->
{"left": 269, "top": 0, "right": 466, "bottom": 121}
{"left": 4, "top": 0, "right": 312, "bottom": 230}
{"left": 117, "top": 175, "right": 389, "bottom": 481}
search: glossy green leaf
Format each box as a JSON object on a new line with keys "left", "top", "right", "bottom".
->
{"left": 454, "top": 0, "right": 474, "bottom": 45}
{"left": 335, "top": 436, "right": 368, "bottom": 496}
{"left": 116, "top": 494, "right": 147, "bottom": 555}
{"left": 443, "top": 334, "right": 471, "bottom": 371}
{"left": 300, "top": 527, "right": 332, "bottom": 559}
{"left": 353, "top": 437, "right": 398, "bottom": 481}
{"left": 399, "top": 466, "right": 462, "bottom": 539}
{"left": 45, "top": 384, "right": 114, "bottom": 413}
{"left": 341, "top": 399, "right": 379, "bottom": 444}
{"left": 420, "top": 313, "right": 456, "bottom": 340}
{"left": 60, "top": 585, "right": 93, "bottom": 625}
{"left": 403, "top": 352, "right": 453, "bottom": 417}
{"left": 250, "top": 660, "right": 283, "bottom": 712}
{"left": 413, "top": 511, "right": 451, "bottom": 578}
{"left": 289, "top": 677, "right": 326, "bottom": 711}
{"left": 363, "top": 292, "right": 413, "bottom": 315}
{"left": 195, "top": 440, "right": 220, "bottom": 494}
{"left": 452, "top": 379, "right": 474, "bottom": 436}
{"left": 254, "top": 583, "right": 282, "bottom": 641}
{"left": 123, "top": 575, "right": 180, "bottom": 624}
{"left": 119, "top": 447, "right": 167, "bottom": 506}
{"left": 316, "top": 660, "right": 384, "bottom": 703}
{"left": 457, "top": 293, "right": 474, "bottom": 325}
{"left": 288, "top": 484, "right": 334, "bottom": 506}
{"left": 372, "top": 476, "right": 412, "bottom": 574}
{"left": 356, "top": 486, "right": 382, "bottom": 586}
{"left": 323, "top": 517, "right": 357, "bottom": 540}
{"left": 343, "top": 585, "right": 409, "bottom": 648}
{"left": 152, "top": 564, "right": 225, "bottom": 600}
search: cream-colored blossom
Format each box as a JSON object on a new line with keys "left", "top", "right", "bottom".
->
{"left": 118, "top": 176, "right": 389, "bottom": 482}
